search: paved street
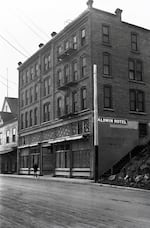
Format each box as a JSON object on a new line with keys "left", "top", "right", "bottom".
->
{"left": 0, "top": 176, "right": 150, "bottom": 228}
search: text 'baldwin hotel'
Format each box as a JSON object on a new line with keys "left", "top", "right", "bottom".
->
{"left": 17, "top": 0, "right": 150, "bottom": 179}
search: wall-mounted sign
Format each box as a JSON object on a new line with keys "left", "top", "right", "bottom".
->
{"left": 98, "top": 117, "right": 128, "bottom": 125}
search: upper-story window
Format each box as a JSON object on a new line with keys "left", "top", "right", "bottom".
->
{"left": 30, "top": 66, "right": 34, "bottom": 81}
{"left": 81, "top": 28, "right": 86, "bottom": 46}
{"left": 21, "top": 113, "right": 24, "bottom": 129}
{"left": 26, "top": 70, "right": 30, "bottom": 84}
{"left": 129, "top": 89, "right": 145, "bottom": 112}
{"left": 64, "top": 40, "right": 69, "bottom": 50}
{"left": 57, "top": 70, "right": 63, "bottom": 88}
{"left": 65, "top": 95, "right": 69, "bottom": 115}
{"left": 73, "top": 35, "right": 77, "bottom": 50}
{"left": 29, "top": 110, "right": 33, "bottom": 126}
{"left": 131, "top": 33, "right": 138, "bottom": 51}
{"left": 43, "top": 102, "right": 51, "bottom": 122}
{"left": 44, "top": 54, "right": 51, "bottom": 72}
{"left": 57, "top": 97, "right": 63, "bottom": 117}
{"left": 81, "top": 87, "right": 87, "bottom": 110}
{"left": 6, "top": 130, "right": 10, "bottom": 143}
{"left": 22, "top": 72, "right": 25, "bottom": 87}
{"left": 64, "top": 65, "right": 70, "bottom": 83}
{"left": 81, "top": 55, "right": 87, "bottom": 78}
{"left": 25, "top": 112, "right": 28, "bottom": 128}
{"left": 30, "top": 87, "right": 33, "bottom": 104}
{"left": 0, "top": 132, "right": 2, "bottom": 145}
{"left": 57, "top": 45, "right": 62, "bottom": 56}
{"left": 35, "top": 63, "right": 39, "bottom": 77}
{"left": 129, "top": 59, "right": 143, "bottom": 81}
{"left": 72, "top": 91, "right": 78, "bottom": 113}
{"left": 25, "top": 90, "right": 29, "bottom": 106}
{"left": 102, "top": 25, "right": 110, "bottom": 44}
{"left": 34, "top": 107, "right": 38, "bottom": 125}
{"left": 43, "top": 77, "right": 51, "bottom": 96}
{"left": 103, "top": 52, "right": 111, "bottom": 76}
{"left": 72, "top": 61, "right": 78, "bottom": 81}
{"left": 20, "top": 92, "right": 25, "bottom": 107}
{"left": 12, "top": 128, "right": 16, "bottom": 142}
{"left": 34, "top": 84, "right": 38, "bottom": 101}
{"left": 104, "top": 85, "right": 113, "bottom": 109}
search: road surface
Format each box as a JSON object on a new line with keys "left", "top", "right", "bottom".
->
{"left": 0, "top": 176, "right": 150, "bottom": 228}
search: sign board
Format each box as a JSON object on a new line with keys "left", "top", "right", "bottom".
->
{"left": 98, "top": 117, "right": 128, "bottom": 125}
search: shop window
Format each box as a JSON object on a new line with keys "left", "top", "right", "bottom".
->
{"left": 72, "top": 149, "right": 90, "bottom": 168}
{"left": 55, "top": 143, "right": 70, "bottom": 168}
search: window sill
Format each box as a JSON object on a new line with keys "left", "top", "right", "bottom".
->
{"left": 103, "top": 75, "right": 113, "bottom": 79}
{"left": 102, "top": 42, "right": 112, "bottom": 48}
{"left": 129, "top": 80, "right": 145, "bottom": 85}
{"left": 129, "top": 111, "right": 147, "bottom": 115}
{"left": 104, "top": 108, "right": 114, "bottom": 112}
{"left": 131, "top": 50, "right": 140, "bottom": 55}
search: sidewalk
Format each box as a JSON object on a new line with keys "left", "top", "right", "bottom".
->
{"left": 0, "top": 173, "right": 94, "bottom": 185}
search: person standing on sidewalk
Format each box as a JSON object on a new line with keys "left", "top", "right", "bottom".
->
{"left": 33, "top": 163, "right": 38, "bottom": 178}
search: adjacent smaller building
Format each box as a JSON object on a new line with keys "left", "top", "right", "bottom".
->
{"left": 0, "top": 97, "right": 18, "bottom": 173}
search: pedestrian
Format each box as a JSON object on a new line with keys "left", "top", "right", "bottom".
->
{"left": 33, "top": 163, "right": 38, "bottom": 178}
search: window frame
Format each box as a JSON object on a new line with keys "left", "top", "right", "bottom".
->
{"left": 104, "top": 85, "right": 113, "bottom": 109}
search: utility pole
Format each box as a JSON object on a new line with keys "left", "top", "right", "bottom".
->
{"left": 6, "top": 68, "right": 8, "bottom": 97}
{"left": 93, "top": 64, "right": 99, "bottom": 182}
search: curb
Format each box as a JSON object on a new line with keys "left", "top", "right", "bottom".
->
{"left": 0, "top": 174, "right": 150, "bottom": 193}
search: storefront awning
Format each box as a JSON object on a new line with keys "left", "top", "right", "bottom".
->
{"left": 18, "top": 143, "right": 38, "bottom": 149}
{"left": 48, "top": 135, "right": 83, "bottom": 144}
{"left": 0, "top": 148, "right": 16, "bottom": 155}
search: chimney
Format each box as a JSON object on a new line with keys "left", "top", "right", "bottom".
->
{"left": 87, "top": 0, "right": 94, "bottom": 9}
{"left": 18, "top": 61, "right": 22, "bottom": 66}
{"left": 115, "top": 8, "right": 123, "bottom": 21}
{"left": 39, "top": 43, "right": 44, "bottom": 48}
{"left": 51, "top": 32, "right": 57, "bottom": 38}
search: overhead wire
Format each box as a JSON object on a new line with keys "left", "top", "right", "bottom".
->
{"left": 0, "top": 74, "right": 17, "bottom": 85}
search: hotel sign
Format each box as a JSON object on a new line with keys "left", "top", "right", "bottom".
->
{"left": 98, "top": 117, "right": 128, "bottom": 125}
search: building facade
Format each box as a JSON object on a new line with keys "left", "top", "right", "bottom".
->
{"left": 18, "top": 1, "right": 150, "bottom": 178}
{"left": 0, "top": 98, "right": 18, "bottom": 173}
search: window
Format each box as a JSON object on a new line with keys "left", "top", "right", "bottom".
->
{"left": 44, "top": 54, "right": 51, "bottom": 72}
{"left": 35, "top": 63, "right": 39, "bottom": 77}
{"left": 103, "top": 52, "right": 111, "bottom": 76}
{"left": 65, "top": 95, "right": 69, "bottom": 115}
{"left": 57, "top": 45, "right": 62, "bottom": 56}
{"left": 81, "top": 28, "right": 86, "bottom": 46}
{"left": 34, "top": 107, "right": 38, "bottom": 125}
{"left": 26, "top": 70, "right": 30, "bottom": 84}
{"left": 57, "top": 70, "right": 63, "bottom": 88}
{"left": 81, "top": 56, "right": 87, "bottom": 78}
{"left": 34, "top": 84, "right": 38, "bottom": 101}
{"left": 102, "top": 25, "right": 110, "bottom": 43}
{"left": 129, "top": 89, "right": 145, "bottom": 112}
{"left": 22, "top": 72, "right": 25, "bottom": 86}
{"left": 43, "top": 77, "right": 51, "bottom": 96}
{"left": 43, "top": 102, "right": 51, "bottom": 122}
{"left": 29, "top": 110, "right": 33, "bottom": 126}
{"left": 21, "top": 92, "right": 25, "bottom": 107}
{"left": 6, "top": 130, "right": 9, "bottom": 143}
{"left": 104, "top": 85, "right": 112, "bottom": 109}
{"left": 131, "top": 33, "right": 138, "bottom": 51}
{"left": 129, "top": 59, "right": 142, "bottom": 81}
{"left": 57, "top": 97, "right": 63, "bottom": 117}
{"left": 12, "top": 128, "right": 16, "bottom": 142}
{"left": 139, "top": 123, "right": 148, "bottom": 138}
{"left": 72, "top": 61, "right": 78, "bottom": 81}
{"left": 30, "top": 66, "right": 34, "bottom": 80}
{"left": 81, "top": 87, "right": 87, "bottom": 110}
{"left": 64, "top": 65, "right": 70, "bottom": 83}
{"left": 72, "top": 91, "right": 78, "bottom": 113}
{"left": 64, "top": 40, "right": 69, "bottom": 50}
{"left": 30, "top": 87, "right": 33, "bottom": 103}
{"left": 25, "top": 90, "right": 29, "bottom": 105}
{"left": 25, "top": 112, "right": 28, "bottom": 128}
{"left": 73, "top": 35, "right": 77, "bottom": 50}
{"left": 56, "top": 143, "right": 70, "bottom": 168}
{"left": 21, "top": 113, "right": 24, "bottom": 129}
{"left": 0, "top": 133, "right": 2, "bottom": 145}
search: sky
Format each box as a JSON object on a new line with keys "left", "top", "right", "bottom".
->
{"left": 0, "top": 0, "right": 150, "bottom": 109}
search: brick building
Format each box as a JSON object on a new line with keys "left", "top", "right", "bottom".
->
{"left": 18, "top": 1, "right": 150, "bottom": 178}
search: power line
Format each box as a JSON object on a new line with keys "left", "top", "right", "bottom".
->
{"left": 0, "top": 33, "right": 28, "bottom": 58}
{"left": 0, "top": 74, "right": 17, "bottom": 85}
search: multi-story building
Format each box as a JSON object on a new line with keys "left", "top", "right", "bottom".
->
{"left": 18, "top": 0, "right": 150, "bottom": 178}
{"left": 0, "top": 97, "right": 18, "bottom": 173}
